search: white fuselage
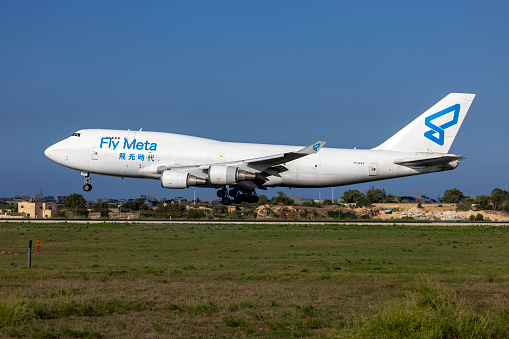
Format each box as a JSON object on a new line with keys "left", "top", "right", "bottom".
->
{"left": 45, "top": 129, "right": 458, "bottom": 189}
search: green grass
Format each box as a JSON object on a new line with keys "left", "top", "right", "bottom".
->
{"left": 1, "top": 222, "right": 509, "bottom": 337}
{"left": 348, "top": 278, "right": 509, "bottom": 338}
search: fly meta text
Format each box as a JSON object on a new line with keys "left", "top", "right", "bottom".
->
{"left": 99, "top": 138, "right": 158, "bottom": 151}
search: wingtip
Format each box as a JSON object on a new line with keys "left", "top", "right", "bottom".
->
{"left": 312, "top": 141, "right": 326, "bottom": 152}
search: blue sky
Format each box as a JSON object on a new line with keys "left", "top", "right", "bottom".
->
{"left": 1, "top": 1, "right": 507, "bottom": 201}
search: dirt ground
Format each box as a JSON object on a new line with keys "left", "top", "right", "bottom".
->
{"left": 254, "top": 203, "right": 509, "bottom": 222}
{"left": 371, "top": 203, "right": 509, "bottom": 221}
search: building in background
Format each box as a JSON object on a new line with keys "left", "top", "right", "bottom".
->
{"left": 18, "top": 201, "right": 57, "bottom": 219}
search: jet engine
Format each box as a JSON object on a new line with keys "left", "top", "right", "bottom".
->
{"left": 161, "top": 170, "right": 206, "bottom": 189}
{"left": 208, "top": 165, "right": 256, "bottom": 185}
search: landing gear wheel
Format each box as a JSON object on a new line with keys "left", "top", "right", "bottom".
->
{"left": 229, "top": 189, "right": 238, "bottom": 197}
{"left": 247, "top": 195, "right": 259, "bottom": 203}
{"left": 234, "top": 194, "right": 246, "bottom": 204}
{"left": 83, "top": 183, "right": 92, "bottom": 192}
{"left": 217, "top": 190, "right": 225, "bottom": 198}
{"left": 222, "top": 197, "right": 231, "bottom": 205}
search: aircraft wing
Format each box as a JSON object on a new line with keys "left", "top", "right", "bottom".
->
{"left": 240, "top": 141, "right": 326, "bottom": 171}
{"left": 140, "top": 141, "right": 326, "bottom": 186}
{"left": 394, "top": 155, "right": 463, "bottom": 167}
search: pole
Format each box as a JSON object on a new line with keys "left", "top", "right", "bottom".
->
{"left": 28, "top": 240, "right": 32, "bottom": 268}
{"left": 37, "top": 239, "right": 40, "bottom": 253}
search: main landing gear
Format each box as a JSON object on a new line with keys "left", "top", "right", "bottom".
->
{"left": 82, "top": 172, "right": 92, "bottom": 192}
{"left": 216, "top": 186, "right": 259, "bottom": 205}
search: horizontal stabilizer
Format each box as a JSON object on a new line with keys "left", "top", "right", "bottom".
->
{"left": 394, "top": 155, "right": 463, "bottom": 167}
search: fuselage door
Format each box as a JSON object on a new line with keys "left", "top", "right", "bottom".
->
{"left": 91, "top": 148, "right": 98, "bottom": 160}
{"left": 369, "top": 163, "right": 378, "bottom": 176}
{"left": 127, "top": 130, "right": 136, "bottom": 142}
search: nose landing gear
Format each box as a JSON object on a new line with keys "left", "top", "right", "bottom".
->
{"left": 82, "top": 172, "right": 92, "bottom": 192}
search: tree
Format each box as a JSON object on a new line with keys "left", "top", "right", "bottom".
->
{"left": 270, "top": 192, "right": 294, "bottom": 206}
{"left": 366, "top": 187, "right": 386, "bottom": 203}
{"left": 90, "top": 202, "right": 109, "bottom": 218}
{"left": 442, "top": 188, "right": 464, "bottom": 203}
{"left": 384, "top": 194, "right": 401, "bottom": 203}
{"left": 63, "top": 193, "right": 86, "bottom": 209}
{"left": 475, "top": 195, "right": 491, "bottom": 210}
{"left": 63, "top": 193, "right": 87, "bottom": 217}
{"left": 342, "top": 190, "right": 364, "bottom": 203}
{"left": 121, "top": 198, "right": 149, "bottom": 211}
{"left": 504, "top": 199, "right": 509, "bottom": 213}
{"left": 356, "top": 198, "right": 372, "bottom": 208}
{"left": 256, "top": 195, "right": 269, "bottom": 206}
{"left": 141, "top": 203, "right": 186, "bottom": 219}
{"left": 0, "top": 203, "right": 17, "bottom": 212}
{"left": 490, "top": 188, "right": 509, "bottom": 210}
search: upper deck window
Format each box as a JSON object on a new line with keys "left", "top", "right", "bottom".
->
{"left": 71, "top": 132, "right": 81, "bottom": 137}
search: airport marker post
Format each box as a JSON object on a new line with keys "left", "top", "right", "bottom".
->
{"left": 28, "top": 240, "right": 32, "bottom": 268}
{"left": 37, "top": 239, "right": 40, "bottom": 253}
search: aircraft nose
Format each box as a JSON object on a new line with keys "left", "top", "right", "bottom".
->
{"left": 44, "top": 145, "right": 54, "bottom": 160}
{"left": 45, "top": 143, "right": 63, "bottom": 163}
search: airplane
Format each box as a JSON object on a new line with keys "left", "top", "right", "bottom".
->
{"left": 45, "top": 93, "right": 475, "bottom": 204}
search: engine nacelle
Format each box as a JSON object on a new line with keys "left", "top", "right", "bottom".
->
{"left": 208, "top": 166, "right": 257, "bottom": 185}
{"left": 208, "top": 166, "right": 238, "bottom": 185}
{"left": 161, "top": 170, "right": 206, "bottom": 189}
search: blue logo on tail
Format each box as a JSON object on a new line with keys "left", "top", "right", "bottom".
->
{"left": 312, "top": 143, "right": 321, "bottom": 151}
{"left": 424, "top": 104, "right": 460, "bottom": 146}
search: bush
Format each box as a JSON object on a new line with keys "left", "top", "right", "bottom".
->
{"left": 456, "top": 203, "right": 471, "bottom": 211}
{"left": 356, "top": 198, "right": 372, "bottom": 208}
{"left": 120, "top": 198, "right": 149, "bottom": 212}
{"left": 270, "top": 192, "right": 294, "bottom": 206}
{"left": 185, "top": 209, "right": 204, "bottom": 219}
{"left": 256, "top": 195, "right": 268, "bottom": 206}
{"left": 327, "top": 210, "right": 338, "bottom": 219}
{"left": 348, "top": 279, "right": 509, "bottom": 338}
{"left": 469, "top": 213, "right": 484, "bottom": 222}
{"left": 301, "top": 201, "right": 321, "bottom": 208}
{"left": 339, "top": 211, "right": 358, "bottom": 221}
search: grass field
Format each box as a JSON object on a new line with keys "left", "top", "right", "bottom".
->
{"left": 1, "top": 222, "right": 509, "bottom": 338}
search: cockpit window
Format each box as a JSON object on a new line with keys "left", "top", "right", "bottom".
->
{"left": 71, "top": 132, "right": 81, "bottom": 137}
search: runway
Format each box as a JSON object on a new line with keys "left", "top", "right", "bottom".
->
{"left": 2, "top": 219, "right": 509, "bottom": 226}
